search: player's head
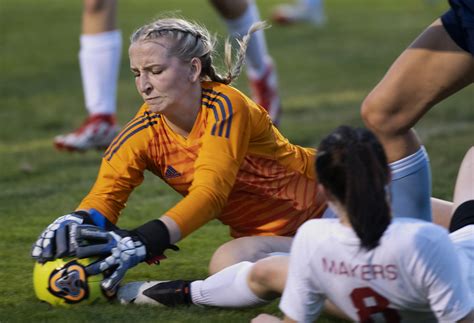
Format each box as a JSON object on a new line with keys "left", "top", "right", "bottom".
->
{"left": 316, "top": 125, "right": 391, "bottom": 250}
{"left": 130, "top": 16, "right": 267, "bottom": 85}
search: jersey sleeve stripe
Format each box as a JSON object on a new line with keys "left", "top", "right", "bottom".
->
{"left": 202, "top": 89, "right": 234, "bottom": 138}
{"left": 105, "top": 114, "right": 160, "bottom": 161}
{"left": 103, "top": 114, "right": 145, "bottom": 157}
{"left": 215, "top": 91, "right": 233, "bottom": 138}
{"left": 214, "top": 99, "right": 228, "bottom": 136}
{"left": 104, "top": 112, "right": 160, "bottom": 159}
{"left": 202, "top": 101, "right": 220, "bottom": 136}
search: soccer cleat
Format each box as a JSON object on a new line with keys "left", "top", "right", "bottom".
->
{"left": 272, "top": 2, "right": 327, "bottom": 26}
{"left": 117, "top": 280, "right": 192, "bottom": 306}
{"left": 249, "top": 62, "right": 282, "bottom": 126}
{"left": 54, "top": 114, "right": 119, "bottom": 152}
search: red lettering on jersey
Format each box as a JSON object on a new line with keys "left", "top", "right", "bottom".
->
{"left": 385, "top": 265, "right": 398, "bottom": 280}
{"left": 339, "top": 262, "right": 350, "bottom": 277}
{"left": 322, "top": 259, "right": 398, "bottom": 281}
{"left": 372, "top": 265, "right": 385, "bottom": 280}
{"left": 322, "top": 257, "right": 338, "bottom": 274}
{"left": 350, "top": 264, "right": 359, "bottom": 277}
{"left": 361, "top": 265, "right": 373, "bottom": 281}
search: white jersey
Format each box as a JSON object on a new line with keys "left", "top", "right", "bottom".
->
{"left": 280, "top": 218, "right": 473, "bottom": 322}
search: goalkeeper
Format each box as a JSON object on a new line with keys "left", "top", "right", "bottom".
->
{"left": 31, "top": 16, "right": 332, "bottom": 293}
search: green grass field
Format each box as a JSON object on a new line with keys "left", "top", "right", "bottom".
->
{"left": 1, "top": 0, "right": 472, "bottom": 322}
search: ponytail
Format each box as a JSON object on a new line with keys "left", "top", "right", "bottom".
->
{"left": 131, "top": 17, "right": 269, "bottom": 85}
{"left": 316, "top": 126, "right": 391, "bottom": 250}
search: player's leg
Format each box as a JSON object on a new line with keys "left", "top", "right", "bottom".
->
{"left": 446, "top": 140, "right": 474, "bottom": 298}
{"left": 431, "top": 197, "right": 454, "bottom": 229}
{"left": 118, "top": 212, "right": 334, "bottom": 307}
{"left": 210, "top": 0, "right": 282, "bottom": 124}
{"left": 55, "top": 0, "right": 121, "bottom": 151}
{"left": 189, "top": 255, "right": 288, "bottom": 308}
{"left": 448, "top": 202, "right": 474, "bottom": 299}
{"left": 117, "top": 237, "right": 292, "bottom": 307}
{"left": 118, "top": 242, "right": 358, "bottom": 318}
{"left": 118, "top": 255, "right": 288, "bottom": 307}
{"left": 80, "top": 0, "right": 121, "bottom": 119}
{"left": 272, "top": 0, "right": 326, "bottom": 26}
{"left": 208, "top": 235, "right": 292, "bottom": 274}
{"left": 452, "top": 147, "right": 474, "bottom": 214}
{"left": 118, "top": 248, "right": 353, "bottom": 319}
{"left": 428, "top": 148, "right": 474, "bottom": 228}
{"left": 361, "top": 18, "right": 474, "bottom": 221}
{"left": 448, "top": 202, "right": 474, "bottom": 300}
{"left": 184, "top": 237, "right": 291, "bottom": 306}
{"left": 449, "top": 147, "right": 474, "bottom": 233}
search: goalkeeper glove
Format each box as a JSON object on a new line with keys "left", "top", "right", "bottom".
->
{"left": 74, "top": 220, "right": 178, "bottom": 292}
{"left": 31, "top": 209, "right": 115, "bottom": 263}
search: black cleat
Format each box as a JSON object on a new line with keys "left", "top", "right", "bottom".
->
{"left": 117, "top": 280, "right": 192, "bottom": 306}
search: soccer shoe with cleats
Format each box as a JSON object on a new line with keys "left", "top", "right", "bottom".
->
{"left": 272, "top": 3, "right": 327, "bottom": 26}
{"left": 118, "top": 280, "right": 192, "bottom": 306}
{"left": 54, "top": 114, "right": 119, "bottom": 152}
{"left": 249, "top": 62, "right": 282, "bottom": 126}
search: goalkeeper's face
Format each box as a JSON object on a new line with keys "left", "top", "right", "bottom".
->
{"left": 129, "top": 39, "right": 201, "bottom": 115}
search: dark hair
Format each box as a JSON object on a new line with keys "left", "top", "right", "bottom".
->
{"left": 315, "top": 126, "right": 391, "bottom": 250}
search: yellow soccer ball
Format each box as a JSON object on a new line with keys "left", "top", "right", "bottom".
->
{"left": 33, "top": 257, "right": 112, "bottom": 306}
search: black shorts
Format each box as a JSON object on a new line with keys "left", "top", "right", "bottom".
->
{"left": 449, "top": 200, "right": 474, "bottom": 232}
{"left": 441, "top": 0, "right": 474, "bottom": 55}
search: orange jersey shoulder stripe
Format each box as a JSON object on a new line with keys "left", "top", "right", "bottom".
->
{"left": 104, "top": 110, "right": 160, "bottom": 161}
{"left": 202, "top": 88, "right": 233, "bottom": 138}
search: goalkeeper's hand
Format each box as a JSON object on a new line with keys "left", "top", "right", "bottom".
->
{"left": 74, "top": 220, "right": 178, "bottom": 293}
{"left": 31, "top": 209, "right": 113, "bottom": 263}
{"left": 74, "top": 225, "right": 147, "bottom": 292}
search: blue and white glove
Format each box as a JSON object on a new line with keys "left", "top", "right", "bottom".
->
{"left": 31, "top": 209, "right": 112, "bottom": 263}
{"left": 74, "top": 220, "right": 178, "bottom": 293}
{"left": 75, "top": 227, "right": 146, "bottom": 292}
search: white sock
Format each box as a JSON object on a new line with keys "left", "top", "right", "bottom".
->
{"left": 190, "top": 261, "right": 268, "bottom": 308}
{"left": 223, "top": 1, "right": 269, "bottom": 78}
{"left": 79, "top": 30, "right": 122, "bottom": 116}
{"left": 389, "top": 146, "right": 432, "bottom": 221}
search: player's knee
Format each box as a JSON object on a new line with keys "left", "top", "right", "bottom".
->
{"left": 248, "top": 258, "right": 284, "bottom": 298}
{"left": 208, "top": 241, "right": 241, "bottom": 275}
{"left": 248, "top": 260, "right": 274, "bottom": 288}
{"left": 361, "top": 92, "right": 402, "bottom": 137}
{"left": 83, "top": 0, "right": 107, "bottom": 14}
{"left": 208, "top": 248, "right": 229, "bottom": 275}
{"left": 361, "top": 92, "right": 386, "bottom": 129}
{"left": 208, "top": 237, "right": 262, "bottom": 275}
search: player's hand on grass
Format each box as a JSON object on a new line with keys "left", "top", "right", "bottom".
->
{"left": 31, "top": 211, "right": 93, "bottom": 262}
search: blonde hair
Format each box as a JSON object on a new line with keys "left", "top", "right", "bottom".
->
{"left": 130, "top": 17, "right": 269, "bottom": 84}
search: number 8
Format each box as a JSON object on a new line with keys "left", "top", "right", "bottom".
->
{"left": 350, "top": 287, "right": 400, "bottom": 322}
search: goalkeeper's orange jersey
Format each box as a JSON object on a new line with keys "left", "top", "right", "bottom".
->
{"left": 78, "top": 82, "right": 327, "bottom": 238}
